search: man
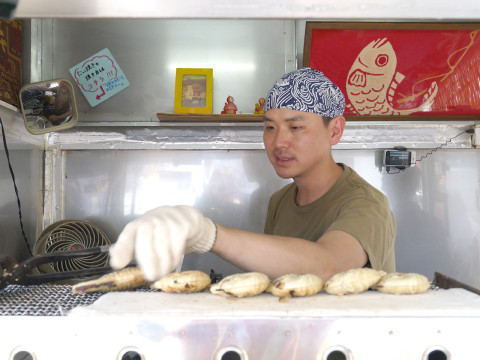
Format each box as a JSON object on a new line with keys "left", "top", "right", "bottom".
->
{"left": 109, "top": 67, "right": 396, "bottom": 282}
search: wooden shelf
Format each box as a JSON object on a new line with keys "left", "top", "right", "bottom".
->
{"left": 156, "top": 112, "right": 480, "bottom": 123}
{"left": 156, "top": 113, "right": 263, "bottom": 123}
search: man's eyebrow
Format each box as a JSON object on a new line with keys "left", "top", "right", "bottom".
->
{"left": 285, "top": 116, "right": 305, "bottom": 122}
{"left": 263, "top": 115, "right": 305, "bottom": 122}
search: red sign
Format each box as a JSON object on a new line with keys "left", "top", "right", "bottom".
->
{"left": 305, "top": 24, "right": 480, "bottom": 116}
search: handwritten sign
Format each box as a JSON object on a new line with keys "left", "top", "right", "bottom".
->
{"left": 69, "top": 48, "right": 129, "bottom": 107}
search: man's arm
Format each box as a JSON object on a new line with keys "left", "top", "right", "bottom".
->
{"left": 212, "top": 225, "right": 368, "bottom": 281}
{"left": 109, "top": 205, "right": 369, "bottom": 282}
{"left": 49, "top": 109, "right": 72, "bottom": 124}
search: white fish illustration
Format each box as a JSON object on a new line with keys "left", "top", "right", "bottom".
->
{"left": 346, "top": 38, "right": 438, "bottom": 115}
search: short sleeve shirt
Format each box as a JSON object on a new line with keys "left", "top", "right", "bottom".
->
{"left": 264, "top": 164, "right": 396, "bottom": 272}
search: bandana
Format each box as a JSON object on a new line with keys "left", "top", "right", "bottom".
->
{"left": 264, "top": 67, "right": 345, "bottom": 118}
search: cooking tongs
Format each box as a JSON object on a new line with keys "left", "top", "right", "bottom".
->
{"left": 0, "top": 246, "right": 113, "bottom": 289}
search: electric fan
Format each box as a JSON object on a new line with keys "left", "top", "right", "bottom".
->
{"left": 33, "top": 219, "right": 111, "bottom": 282}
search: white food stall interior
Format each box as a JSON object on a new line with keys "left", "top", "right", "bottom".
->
{"left": 0, "top": 1, "right": 479, "bottom": 359}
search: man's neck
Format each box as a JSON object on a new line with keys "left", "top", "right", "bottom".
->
{"left": 294, "top": 162, "right": 344, "bottom": 206}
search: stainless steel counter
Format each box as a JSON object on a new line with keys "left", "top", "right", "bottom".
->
{"left": 1, "top": 287, "right": 478, "bottom": 359}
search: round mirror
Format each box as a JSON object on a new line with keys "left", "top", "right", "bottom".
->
{"left": 19, "top": 79, "right": 78, "bottom": 135}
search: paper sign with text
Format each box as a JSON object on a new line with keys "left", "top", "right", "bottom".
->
{"left": 69, "top": 48, "right": 129, "bottom": 107}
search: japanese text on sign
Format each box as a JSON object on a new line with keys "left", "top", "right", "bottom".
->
{"left": 73, "top": 55, "right": 117, "bottom": 92}
{"left": 69, "top": 48, "right": 129, "bottom": 107}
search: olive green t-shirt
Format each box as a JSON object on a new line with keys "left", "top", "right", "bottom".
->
{"left": 264, "top": 164, "right": 396, "bottom": 272}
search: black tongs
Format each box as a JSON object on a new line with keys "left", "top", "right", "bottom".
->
{"left": 0, "top": 246, "right": 113, "bottom": 289}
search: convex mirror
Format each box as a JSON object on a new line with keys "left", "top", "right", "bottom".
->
{"left": 19, "top": 79, "right": 78, "bottom": 135}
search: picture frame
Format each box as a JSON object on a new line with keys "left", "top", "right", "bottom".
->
{"left": 303, "top": 22, "right": 480, "bottom": 120}
{"left": 174, "top": 68, "right": 213, "bottom": 114}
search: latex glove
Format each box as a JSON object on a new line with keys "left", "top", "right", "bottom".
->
{"left": 109, "top": 205, "right": 217, "bottom": 281}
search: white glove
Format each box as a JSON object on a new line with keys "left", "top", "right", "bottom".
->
{"left": 109, "top": 205, "right": 217, "bottom": 281}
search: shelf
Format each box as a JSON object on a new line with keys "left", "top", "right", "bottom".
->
{"left": 156, "top": 113, "right": 263, "bottom": 123}
{"left": 156, "top": 112, "right": 480, "bottom": 123}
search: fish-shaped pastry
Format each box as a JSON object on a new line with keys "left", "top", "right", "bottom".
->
{"left": 150, "top": 270, "right": 211, "bottom": 293}
{"left": 346, "top": 38, "right": 438, "bottom": 116}
{"left": 324, "top": 268, "right": 386, "bottom": 295}
{"left": 372, "top": 272, "right": 430, "bottom": 294}
{"left": 267, "top": 273, "right": 324, "bottom": 297}
{"left": 210, "top": 272, "right": 270, "bottom": 298}
{"left": 72, "top": 267, "right": 149, "bottom": 294}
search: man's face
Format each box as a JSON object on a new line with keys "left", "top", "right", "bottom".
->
{"left": 263, "top": 108, "right": 343, "bottom": 181}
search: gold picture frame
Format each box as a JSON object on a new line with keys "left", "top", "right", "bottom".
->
{"left": 174, "top": 68, "right": 213, "bottom": 114}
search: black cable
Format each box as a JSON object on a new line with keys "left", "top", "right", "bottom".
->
{"left": 0, "top": 116, "right": 33, "bottom": 256}
{"left": 386, "top": 166, "right": 406, "bottom": 175}
{"left": 416, "top": 129, "right": 474, "bottom": 163}
{"left": 387, "top": 128, "right": 474, "bottom": 175}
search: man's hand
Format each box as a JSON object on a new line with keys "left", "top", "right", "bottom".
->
{"left": 109, "top": 205, "right": 217, "bottom": 281}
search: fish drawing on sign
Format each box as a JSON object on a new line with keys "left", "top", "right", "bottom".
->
{"left": 346, "top": 38, "right": 438, "bottom": 115}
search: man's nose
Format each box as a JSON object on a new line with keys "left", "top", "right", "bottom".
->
{"left": 273, "top": 128, "right": 290, "bottom": 148}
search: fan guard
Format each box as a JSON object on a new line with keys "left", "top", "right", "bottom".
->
{"left": 33, "top": 219, "right": 111, "bottom": 273}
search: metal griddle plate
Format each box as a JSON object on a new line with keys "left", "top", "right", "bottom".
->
{"left": 0, "top": 284, "right": 153, "bottom": 316}
{"left": 0, "top": 285, "right": 102, "bottom": 316}
{"left": 1, "top": 271, "right": 478, "bottom": 316}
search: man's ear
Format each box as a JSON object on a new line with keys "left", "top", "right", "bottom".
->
{"left": 330, "top": 116, "right": 346, "bottom": 146}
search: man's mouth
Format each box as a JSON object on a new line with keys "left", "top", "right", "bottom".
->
{"left": 274, "top": 153, "right": 294, "bottom": 166}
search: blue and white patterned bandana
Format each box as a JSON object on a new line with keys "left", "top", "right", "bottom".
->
{"left": 264, "top": 67, "right": 345, "bottom": 118}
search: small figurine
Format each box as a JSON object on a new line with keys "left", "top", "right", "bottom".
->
{"left": 254, "top": 97, "right": 265, "bottom": 114}
{"left": 221, "top": 95, "right": 238, "bottom": 114}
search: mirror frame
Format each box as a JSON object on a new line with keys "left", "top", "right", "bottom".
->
{"left": 19, "top": 78, "right": 79, "bottom": 135}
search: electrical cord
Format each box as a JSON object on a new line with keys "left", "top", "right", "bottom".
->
{"left": 386, "top": 128, "right": 474, "bottom": 175}
{"left": 0, "top": 116, "right": 33, "bottom": 256}
{"left": 416, "top": 128, "right": 474, "bottom": 162}
{"left": 385, "top": 166, "right": 406, "bottom": 174}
